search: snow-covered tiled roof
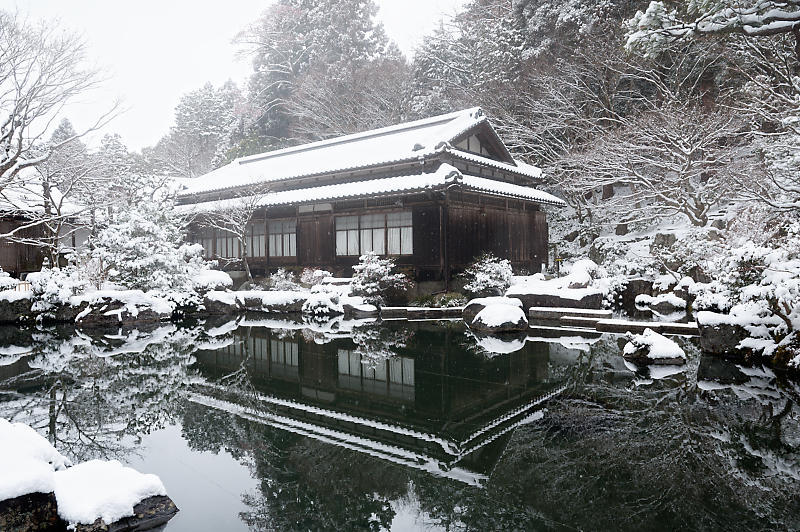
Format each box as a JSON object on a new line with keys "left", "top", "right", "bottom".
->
{"left": 445, "top": 148, "right": 543, "bottom": 180}
{"left": 179, "top": 108, "right": 525, "bottom": 197}
{"left": 176, "top": 164, "right": 565, "bottom": 215}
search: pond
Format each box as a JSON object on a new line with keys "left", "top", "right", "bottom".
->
{"left": 1, "top": 317, "right": 798, "bottom": 531}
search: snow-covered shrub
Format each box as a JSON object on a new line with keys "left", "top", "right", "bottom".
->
{"left": 28, "top": 266, "right": 89, "bottom": 313}
{"left": 301, "top": 286, "right": 342, "bottom": 316}
{"left": 300, "top": 268, "right": 331, "bottom": 287}
{"left": 411, "top": 292, "right": 468, "bottom": 308}
{"left": 694, "top": 220, "right": 800, "bottom": 368}
{"left": 350, "top": 252, "right": 410, "bottom": 306}
{"left": 460, "top": 253, "right": 513, "bottom": 298}
{"left": 0, "top": 268, "right": 18, "bottom": 291}
{"left": 267, "top": 268, "right": 301, "bottom": 291}
{"left": 91, "top": 203, "right": 208, "bottom": 294}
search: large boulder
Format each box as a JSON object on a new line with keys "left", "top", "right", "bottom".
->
{"left": 505, "top": 289, "right": 603, "bottom": 310}
{"left": 618, "top": 278, "right": 653, "bottom": 311}
{"left": 650, "top": 232, "right": 677, "bottom": 252}
{"left": 0, "top": 492, "right": 60, "bottom": 531}
{"left": 463, "top": 297, "right": 523, "bottom": 324}
{"left": 201, "top": 291, "right": 241, "bottom": 316}
{"left": 470, "top": 304, "right": 529, "bottom": 333}
{"left": 0, "top": 292, "right": 33, "bottom": 324}
{"left": 697, "top": 311, "right": 752, "bottom": 357}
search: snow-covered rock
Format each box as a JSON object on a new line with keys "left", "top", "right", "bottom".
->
{"left": 635, "top": 292, "right": 687, "bottom": 314}
{"left": 71, "top": 290, "right": 174, "bottom": 326}
{"left": 191, "top": 269, "right": 233, "bottom": 292}
{"left": 623, "top": 328, "right": 686, "bottom": 365}
{"left": 0, "top": 419, "right": 71, "bottom": 502}
{"left": 462, "top": 296, "right": 522, "bottom": 323}
{"left": 0, "top": 419, "right": 175, "bottom": 529}
{"left": 470, "top": 303, "right": 528, "bottom": 333}
{"left": 53, "top": 460, "right": 166, "bottom": 527}
{"left": 236, "top": 290, "right": 308, "bottom": 313}
{"left": 200, "top": 290, "right": 241, "bottom": 315}
{"left": 0, "top": 291, "right": 33, "bottom": 324}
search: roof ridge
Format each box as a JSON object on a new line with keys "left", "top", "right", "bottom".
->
{"left": 236, "top": 107, "right": 483, "bottom": 166}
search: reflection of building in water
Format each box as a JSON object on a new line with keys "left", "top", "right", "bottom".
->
{"left": 192, "top": 323, "right": 569, "bottom": 485}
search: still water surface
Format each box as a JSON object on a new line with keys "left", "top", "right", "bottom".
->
{"left": 0, "top": 317, "right": 798, "bottom": 530}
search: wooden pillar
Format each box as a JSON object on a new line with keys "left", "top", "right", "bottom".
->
{"left": 441, "top": 193, "right": 450, "bottom": 291}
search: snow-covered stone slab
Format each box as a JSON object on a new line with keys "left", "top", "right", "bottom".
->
{"left": 595, "top": 319, "right": 663, "bottom": 334}
{"left": 559, "top": 316, "right": 607, "bottom": 328}
{"left": 505, "top": 285, "right": 603, "bottom": 310}
{"left": 657, "top": 321, "right": 700, "bottom": 336}
{"left": 379, "top": 307, "right": 409, "bottom": 319}
{"left": 530, "top": 307, "right": 612, "bottom": 320}
{"left": 407, "top": 307, "right": 464, "bottom": 319}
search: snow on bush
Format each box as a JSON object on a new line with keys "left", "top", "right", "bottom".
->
{"left": 301, "top": 285, "right": 342, "bottom": 316}
{"left": 692, "top": 222, "right": 800, "bottom": 367}
{"left": 0, "top": 268, "right": 18, "bottom": 291}
{"left": 91, "top": 202, "right": 208, "bottom": 294}
{"left": 192, "top": 269, "right": 233, "bottom": 292}
{"left": 28, "top": 266, "right": 89, "bottom": 313}
{"left": 461, "top": 253, "right": 513, "bottom": 297}
{"left": 350, "top": 252, "right": 410, "bottom": 306}
{"left": 267, "top": 268, "right": 301, "bottom": 291}
{"left": 300, "top": 268, "right": 332, "bottom": 287}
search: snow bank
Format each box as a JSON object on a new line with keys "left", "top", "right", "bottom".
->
{"left": 0, "top": 290, "right": 31, "bottom": 303}
{"left": 236, "top": 290, "right": 308, "bottom": 307}
{"left": 53, "top": 460, "right": 166, "bottom": 526}
{"left": 0, "top": 418, "right": 71, "bottom": 501}
{"left": 624, "top": 328, "right": 686, "bottom": 361}
{"left": 507, "top": 259, "right": 606, "bottom": 300}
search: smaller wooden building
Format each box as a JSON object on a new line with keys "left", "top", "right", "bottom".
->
{"left": 177, "top": 108, "right": 565, "bottom": 287}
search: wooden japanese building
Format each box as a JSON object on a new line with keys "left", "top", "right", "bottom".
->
{"left": 177, "top": 108, "right": 565, "bottom": 286}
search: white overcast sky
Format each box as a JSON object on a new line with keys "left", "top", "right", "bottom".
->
{"left": 5, "top": 0, "right": 466, "bottom": 150}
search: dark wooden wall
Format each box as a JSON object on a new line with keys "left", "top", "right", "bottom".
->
{"left": 446, "top": 198, "right": 547, "bottom": 275}
{"left": 193, "top": 195, "right": 550, "bottom": 281}
{"left": 0, "top": 219, "right": 45, "bottom": 277}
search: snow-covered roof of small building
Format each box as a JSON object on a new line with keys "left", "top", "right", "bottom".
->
{"left": 179, "top": 108, "right": 542, "bottom": 197}
{"left": 176, "top": 164, "right": 565, "bottom": 215}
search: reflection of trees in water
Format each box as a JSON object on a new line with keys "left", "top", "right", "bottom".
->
{"left": 0, "top": 325, "right": 201, "bottom": 463}
{"left": 180, "top": 400, "right": 404, "bottom": 531}
{"left": 482, "top": 337, "right": 800, "bottom": 531}
{"left": 350, "top": 325, "right": 412, "bottom": 369}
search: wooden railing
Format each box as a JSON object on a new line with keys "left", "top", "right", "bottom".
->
{"left": 15, "top": 281, "right": 31, "bottom": 292}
